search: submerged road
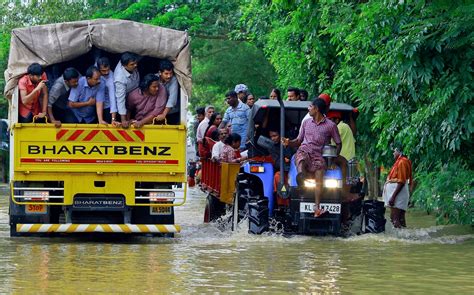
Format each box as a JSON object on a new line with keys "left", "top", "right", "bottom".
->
{"left": 0, "top": 184, "right": 472, "bottom": 293}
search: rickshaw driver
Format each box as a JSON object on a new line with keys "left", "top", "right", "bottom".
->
{"left": 282, "top": 98, "right": 342, "bottom": 217}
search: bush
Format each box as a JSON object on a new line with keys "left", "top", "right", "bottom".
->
{"left": 412, "top": 162, "right": 473, "bottom": 225}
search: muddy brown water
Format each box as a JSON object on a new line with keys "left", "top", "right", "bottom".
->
{"left": 0, "top": 185, "right": 472, "bottom": 293}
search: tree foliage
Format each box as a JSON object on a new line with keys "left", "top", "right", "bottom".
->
{"left": 240, "top": 0, "right": 473, "bottom": 224}
{"left": 0, "top": 0, "right": 276, "bottom": 115}
{"left": 0, "top": 0, "right": 91, "bottom": 118}
{"left": 0, "top": 0, "right": 472, "bottom": 224}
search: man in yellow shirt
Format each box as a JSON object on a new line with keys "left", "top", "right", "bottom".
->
{"left": 327, "top": 111, "right": 355, "bottom": 161}
{"left": 327, "top": 111, "right": 357, "bottom": 203}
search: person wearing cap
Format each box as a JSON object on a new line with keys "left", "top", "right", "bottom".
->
{"left": 327, "top": 111, "right": 355, "bottom": 161}
{"left": 318, "top": 93, "right": 331, "bottom": 113}
{"left": 283, "top": 98, "right": 341, "bottom": 217}
{"left": 300, "top": 93, "right": 332, "bottom": 135}
{"left": 301, "top": 93, "right": 357, "bottom": 136}
{"left": 327, "top": 110, "right": 357, "bottom": 204}
{"left": 234, "top": 84, "right": 249, "bottom": 102}
{"left": 383, "top": 146, "right": 413, "bottom": 228}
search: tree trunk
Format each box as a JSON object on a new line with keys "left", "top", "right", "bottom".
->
{"left": 365, "top": 156, "right": 380, "bottom": 200}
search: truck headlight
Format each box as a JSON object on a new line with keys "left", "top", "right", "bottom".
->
{"left": 324, "top": 179, "right": 342, "bottom": 188}
{"left": 304, "top": 179, "right": 316, "bottom": 188}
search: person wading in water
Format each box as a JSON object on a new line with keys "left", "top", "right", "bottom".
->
{"left": 383, "top": 147, "right": 413, "bottom": 228}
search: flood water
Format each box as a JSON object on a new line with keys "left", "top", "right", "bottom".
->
{"left": 0, "top": 184, "right": 472, "bottom": 293}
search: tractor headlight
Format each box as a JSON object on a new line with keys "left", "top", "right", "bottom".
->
{"left": 304, "top": 179, "right": 316, "bottom": 188}
{"left": 324, "top": 178, "right": 342, "bottom": 188}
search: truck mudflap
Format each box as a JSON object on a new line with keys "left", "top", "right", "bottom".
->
{"left": 16, "top": 223, "right": 181, "bottom": 234}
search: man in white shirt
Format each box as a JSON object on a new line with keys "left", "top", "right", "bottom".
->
{"left": 114, "top": 52, "right": 140, "bottom": 128}
{"left": 196, "top": 105, "right": 214, "bottom": 144}
{"left": 212, "top": 128, "right": 228, "bottom": 161}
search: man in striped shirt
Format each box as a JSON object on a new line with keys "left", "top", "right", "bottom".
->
{"left": 283, "top": 98, "right": 342, "bottom": 217}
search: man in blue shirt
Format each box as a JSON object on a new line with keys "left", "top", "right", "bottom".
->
{"left": 68, "top": 66, "right": 105, "bottom": 123}
{"left": 219, "top": 90, "right": 250, "bottom": 150}
{"left": 96, "top": 57, "right": 116, "bottom": 125}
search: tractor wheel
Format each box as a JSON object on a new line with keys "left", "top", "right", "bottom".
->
{"left": 248, "top": 198, "right": 269, "bottom": 234}
{"left": 204, "top": 194, "right": 224, "bottom": 223}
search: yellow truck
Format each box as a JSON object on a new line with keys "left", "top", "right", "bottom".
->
{"left": 4, "top": 19, "right": 191, "bottom": 236}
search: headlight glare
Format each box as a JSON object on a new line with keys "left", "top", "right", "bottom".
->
{"left": 304, "top": 179, "right": 316, "bottom": 188}
{"left": 324, "top": 178, "right": 342, "bottom": 188}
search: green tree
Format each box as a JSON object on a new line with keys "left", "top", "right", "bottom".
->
{"left": 0, "top": 0, "right": 92, "bottom": 117}
{"left": 90, "top": 0, "right": 276, "bottom": 110}
{"left": 240, "top": 0, "right": 474, "bottom": 224}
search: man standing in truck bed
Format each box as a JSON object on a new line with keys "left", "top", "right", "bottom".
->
{"left": 68, "top": 66, "right": 105, "bottom": 124}
{"left": 156, "top": 60, "right": 180, "bottom": 124}
{"left": 47, "top": 67, "right": 80, "bottom": 126}
{"left": 18, "top": 63, "right": 48, "bottom": 123}
{"left": 114, "top": 52, "right": 140, "bottom": 128}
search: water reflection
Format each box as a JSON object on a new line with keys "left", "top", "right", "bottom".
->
{"left": 0, "top": 185, "right": 472, "bottom": 293}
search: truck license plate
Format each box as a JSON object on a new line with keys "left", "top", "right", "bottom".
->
{"left": 300, "top": 202, "right": 341, "bottom": 214}
{"left": 150, "top": 206, "right": 172, "bottom": 215}
{"left": 25, "top": 204, "right": 47, "bottom": 214}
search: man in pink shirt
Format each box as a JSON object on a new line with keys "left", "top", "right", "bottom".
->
{"left": 127, "top": 74, "right": 168, "bottom": 128}
{"left": 283, "top": 98, "right": 342, "bottom": 217}
{"left": 18, "top": 63, "right": 48, "bottom": 123}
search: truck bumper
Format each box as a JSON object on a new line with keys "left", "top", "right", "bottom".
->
{"left": 16, "top": 223, "right": 181, "bottom": 234}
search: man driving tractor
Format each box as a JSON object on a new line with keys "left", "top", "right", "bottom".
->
{"left": 283, "top": 98, "right": 342, "bottom": 217}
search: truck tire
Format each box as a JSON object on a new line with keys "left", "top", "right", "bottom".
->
{"left": 248, "top": 198, "right": 269, "bottom": 235}
{"left": 204, "top": 194, "right": 225, "bottom": 223}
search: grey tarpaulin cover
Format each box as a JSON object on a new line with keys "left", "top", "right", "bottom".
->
{"left": 4, "top": 19, "right": 191, "bottom": 120}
